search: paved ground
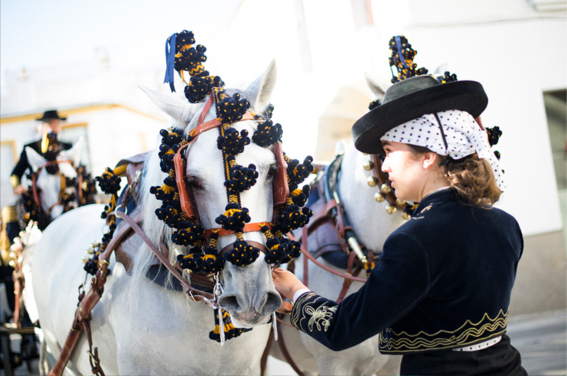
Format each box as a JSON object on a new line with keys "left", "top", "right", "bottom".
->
{"left": 5, "top": 309, "right": 566, "bottom": 376}
{"left": 507, "top": 309, "right": 567, "bottom": 376}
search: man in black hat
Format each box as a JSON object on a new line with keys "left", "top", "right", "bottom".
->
{"left": 10, "top": 110, "right": 72, "bottom": 195}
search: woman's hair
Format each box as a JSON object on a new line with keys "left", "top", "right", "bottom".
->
{"left": 408, "top": 144, "right": 502, "bottom": 206}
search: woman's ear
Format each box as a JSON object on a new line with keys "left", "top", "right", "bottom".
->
{"left": 422, "top": 152, "right": 440, "bottom": 170}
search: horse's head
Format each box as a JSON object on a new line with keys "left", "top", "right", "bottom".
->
{"left": 141, "top": 61, "right": 288, "bottom": 328}
{"left": 25, "top": 138, "right": 83, "bottom": 220}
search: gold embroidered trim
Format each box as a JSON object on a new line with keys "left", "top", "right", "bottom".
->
{"left": 291, "top": 292, "right": 337, "bottom": 333}
{"left": 379, "top": 309, "right": 508, "bottom": 352}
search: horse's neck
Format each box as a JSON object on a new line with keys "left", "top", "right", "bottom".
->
{"left": 337, "top": 141, "right": 406, "bottom": 253}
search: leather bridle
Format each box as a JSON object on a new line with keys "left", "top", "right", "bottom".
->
{"left": 31, "top": 159, "right": 77, "bottom": 216}
{"left": 172, "top": 94, "right": 289, "bottom": 246}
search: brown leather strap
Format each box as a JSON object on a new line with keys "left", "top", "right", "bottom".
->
{"left": 336, "top": 252, "right": 363, "bottom": 303}
{"left": 272, "top": 141, "right": 290, "bottom": 208}
{"left": 32, "top": 168, "right": 42, "bottom": 208}
{"left": 203, "top": 222, "right": 271, "bottom": 238}
{"left": 297, "top": 229, "right": 366, "bottom": 284}
{"left": 276, "top": 319, "right": 305, "bottom": 376}
{"left": 49, "top": 268, "right": 107, "bottom": 376}
{"left": 301, "top": 226, "right": 310, "bottom": 288}
{"left": 114, "top": 210, "right": 215, "bottom": 302}
{"left": 260, "top": 326, "right": 274, "bottom": 376}
{"left": 82, "top": 319, "right": 105, "bottom": 375}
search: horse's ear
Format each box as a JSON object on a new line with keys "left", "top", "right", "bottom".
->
{"left": 59, "top": 137, "right": 83, "bottom": 167}
{"left": 139, "top": 86, "right": 194, "bottom": 127}
{"left": 365, "top": 73, "right": 390, "bottom": 99}
{"left": 244, "top": 60, "right": 277, "bottom": 112}
{"left": 25, "top": 147, "right": 47, "bottom": 172}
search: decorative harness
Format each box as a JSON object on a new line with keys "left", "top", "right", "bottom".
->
{"left": 51, "top": 29, "right": 314, "bottom": 376}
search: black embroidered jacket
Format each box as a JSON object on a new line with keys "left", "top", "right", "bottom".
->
{"left": 291, "top": 188, "right": 523, "bottom": 354}
{"left": 11, "top": 139, "right": 73, "bottom": 185}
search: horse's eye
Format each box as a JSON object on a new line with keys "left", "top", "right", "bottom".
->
{"left": 186, "top": 176, "right": 203, "bottom": 190}
{"left": 267, "top": 164, "right": 277, "bottom": 179}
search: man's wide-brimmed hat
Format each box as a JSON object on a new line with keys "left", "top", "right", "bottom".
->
{"left": 352, "top": 75, "right": 488, "bottom": 155}
{"left": 36, "top": 109, "right": 67, "bottom": 122}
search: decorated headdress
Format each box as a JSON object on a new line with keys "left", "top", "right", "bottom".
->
{"left": 157, "top": 30, "right": 314, "bottom": 341}
{"left": 353, "top": 35, "right": 505, "bottom": 191}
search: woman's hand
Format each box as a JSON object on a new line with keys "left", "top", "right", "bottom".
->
{"left": 272, "top": 268, "right": 308, "bottom": 301}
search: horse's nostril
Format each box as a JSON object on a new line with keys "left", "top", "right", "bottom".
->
{"left": 263, "top": 292, "right": 282, "bottom": 313}
{"left": 218, "top": 295, "right": 241, "bottom": 311}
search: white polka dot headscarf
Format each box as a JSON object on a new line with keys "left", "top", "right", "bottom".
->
{"left": 380, "top": 109, "right": 507, "bottom": 191}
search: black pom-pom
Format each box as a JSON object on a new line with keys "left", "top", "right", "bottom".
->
{"left": 252, "top": 119, "right": 283, "bottom": 147}
{"left": 95, "top": 168, "right": 121, "bottom": 194}
{"left": 199, "top": 250, "right": 225, "bottom": 274}
{"left": 225, "top": 163, "right": 258, "bottom": 193}
{"left": 287, "top": 156, "right": 314, "bottom": 190}
{"left": 216, "top": 93, "right": 250, "bottom": 124}
{"left": 225, "top": 241, "right": 260, "bottom": 266}
{"left": 177, "top": 248, "right": 202, "bottom": 271}
{"left": 83, "top": 257, "right": 98, "bottom": 275}
{"left": 275, "top": 204, "right": 313, "bottom": 233}
{"left": 217, "top": 129, "right": 250, "bottom": 155}
{"left": 215, "top": 205, "right": 251, "bottom": 231}
{"left": 486, "top": 126, "right": 502, "bottom": 147}
{"left": 437, "top": 71, "right": 458, "bottom": 83}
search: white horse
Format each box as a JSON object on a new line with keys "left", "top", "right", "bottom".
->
{"left": 15, "top": 141, "right": 84, "bottom": 325}
{"left": 24, "top": 139, "right": 84, "bottom": 221}
{"left": 269, "top": 76, "right": 405, "bottom": 375}
{"left": 32, "top": 61, "right": 292, "bottom": 375}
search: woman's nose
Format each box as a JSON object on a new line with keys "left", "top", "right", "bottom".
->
{"left": 381, "top": 158, "right": 390, "bottom": 172}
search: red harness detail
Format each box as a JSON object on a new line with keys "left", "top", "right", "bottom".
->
{"left": 172, "top": 95, "right": 289, "bottom": 237}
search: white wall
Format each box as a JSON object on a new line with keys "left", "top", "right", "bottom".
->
{"left": 365, "top": 0, "right": 566, "bottom": 237}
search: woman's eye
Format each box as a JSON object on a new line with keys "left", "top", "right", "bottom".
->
{"left": 267, "top": 165, "right": 277, "bottom": 179}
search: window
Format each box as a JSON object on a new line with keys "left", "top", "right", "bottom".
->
{"left": 544, "top": 89, "right": 567, "bottom": 245}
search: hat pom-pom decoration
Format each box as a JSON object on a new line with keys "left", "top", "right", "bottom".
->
{"left": 368, "top": 99, "right": 381, "bottom": 111}
{"left": 436, "top": 71, "right": 458, "bottom": 83}
{"left": 388, "top": 35, "right": 428, "bottom": 84}
{"left": 486, "top": 126, "right": 502, "bottom": 146}
{"left": 486, "top": 126, "right": 503, "bottom": 160}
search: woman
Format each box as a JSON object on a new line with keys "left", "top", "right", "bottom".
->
{"left": 272, "top": 75, "right": 526, "bottom": 375}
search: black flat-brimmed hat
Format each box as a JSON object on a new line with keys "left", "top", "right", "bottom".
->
{"left": 36, "top": 109, "right": 67, "bottom": 121}
{"left": 352, "top": 75, "right": 488, "bottom": 155}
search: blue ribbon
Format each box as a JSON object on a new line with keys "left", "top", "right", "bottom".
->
{"left": 163, "top": 33, "right": 177, "bottom": 92}
{"left": 395, "top": 36, "right": 410, "bottom": 71}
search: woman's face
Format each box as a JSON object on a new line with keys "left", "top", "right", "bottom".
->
{"left": 381, "top": 141, "right": 427, "bottom": 203}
